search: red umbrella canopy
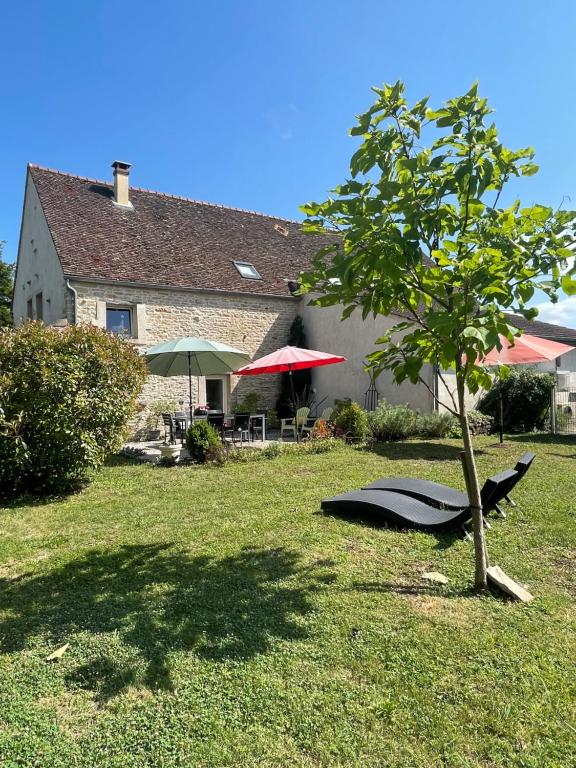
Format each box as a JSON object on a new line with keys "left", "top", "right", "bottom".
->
{"left": 234, "top": 345, "right": 346, "bottom": 375}
{"left": 480, "top": 334, "right": 573, "bottom": 366}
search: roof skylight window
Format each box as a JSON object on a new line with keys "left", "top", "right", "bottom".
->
{"left": 233, "top": 261, "right": 262, "bottom": 280}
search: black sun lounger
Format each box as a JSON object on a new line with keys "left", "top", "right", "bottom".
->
{"left": 362, "top": 453, "right": 535, "bottom": 515}
{"left": 504, "top": 452, "right": 535, "bottom": 507}
{"left": 321, "top": 469, "right": 518, "bottom": 533}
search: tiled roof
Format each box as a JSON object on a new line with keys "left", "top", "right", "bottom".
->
{"left": 506, "top": 312, "right": 576, "bottom": 346}
{"left": 29, "top": 165, "right": 334, "bottom": 297}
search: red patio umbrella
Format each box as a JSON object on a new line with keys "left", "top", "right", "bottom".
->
{"left": 234, "top": 345, "right": 346, "bottom": 440}
{"left": 479, "top": 333, "right": 573, "bottom": 443}
{"left": 481, "top": 334, "right": 573, "bottom": 366}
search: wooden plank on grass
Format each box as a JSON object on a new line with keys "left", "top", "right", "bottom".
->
{"left": 487, "top": 565, "right": 534, "bottom": 603}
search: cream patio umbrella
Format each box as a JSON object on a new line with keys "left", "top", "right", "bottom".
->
{"left": 142, "top": 337, "right": 251, "bottom": 419}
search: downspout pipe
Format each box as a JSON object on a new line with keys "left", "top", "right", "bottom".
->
{"left": 66, "top": 279, "right": 77, "bottom": 325}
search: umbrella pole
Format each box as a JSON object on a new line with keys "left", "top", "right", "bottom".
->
{"left": 188, "top": 351, "right": 193, "bottom": 422}
{"left": 289, "top": 366, "right": 299, "bottom": 443}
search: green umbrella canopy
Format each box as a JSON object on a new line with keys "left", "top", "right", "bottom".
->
{"left": 142, "top": 337, "right": 251, "bottom": 377}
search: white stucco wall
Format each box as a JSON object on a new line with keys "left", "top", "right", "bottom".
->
{"left": 300, "top": 299, "right": 435, "bottom": 412}
{"left": 436, "top": 371, "right": 481, "bottom": 414}
{"left": 529, "top": 348, "right": 576, "bottom": 386}
{"left": 12, "top": 172, "right": 67, "bottom": 326}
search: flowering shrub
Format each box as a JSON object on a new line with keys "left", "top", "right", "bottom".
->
{"left": 310, "top": 418, "right": 334, "bottom": 440}
{"left": 331, "top": 400, "right": 370, "bottom": 442}
{"left": 369, "top": 402, "right": 421, "bottom": 441}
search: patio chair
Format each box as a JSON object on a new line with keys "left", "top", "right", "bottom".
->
{"left": 225, "top": 412, "right": 251, "bottom": 445}
{"left": 301, "top": 406, "right": 334, "bottom": 439}
{"left": 280, "top": 407, "right": 310, "bottom": 441}
{"left": 321, "top": 469, "right": 518, "bottom": 533}
{"left": 161, "top": 413, "right": 177, "bottom": 445}
{"left": 207, "top": 413, "right": 225, "bottom": 437}
{"left": 361, "top": 452, "right": 535, "bottom": 518}
{"left": 250, "top": 413, "right": 264, "bottom": 442}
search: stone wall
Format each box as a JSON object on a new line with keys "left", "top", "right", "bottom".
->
{"left": 71, "top": 281, "right": 299, "bottom": 436}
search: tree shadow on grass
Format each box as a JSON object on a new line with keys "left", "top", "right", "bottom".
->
{"left": 361, "top": 441, "right": 487, "bottom": 462}
{"left": 0, "top": 455, "right": 145, "bottom": 510}
{"left": 0, "top": 544, "right": 334, "bottom": 700}
{"left": 505, "top": 433, "right": 576, "bottom": 445}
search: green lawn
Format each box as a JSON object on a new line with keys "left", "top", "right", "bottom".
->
{"left": 1, "top": 436, "right": 575, "bottom": 767}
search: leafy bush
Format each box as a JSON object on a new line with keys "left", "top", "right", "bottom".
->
{"left": 205, "top": 443, "right": 228, "bottom": 465}
{"left": 369, "top": 402, "right": 421, "bottom": 442}
{"left": 298, "top": 437, "right": 342, "bottom": 454}
{"left": 225, "top": 436, "right": 343, "bottom": 464}
{"left": 236, "top": 391, "right": 261, "bottom": 413}
{"left": 477, "top": 368, "right": 554, "bottom": 432}
{"left": 266, "top": 409, "right": 279, "bottom": 429}
{"left": 0, "top": 322, "right": 147, "bottom": 497}
{"left": 146, "top": 399, "right": 178, "bottom": 430}
{"left": 276, "top": 315, "right": 312, "bottom": 418}
{"left": 554, "top": 405, "right": 575, "bottom": 432}
{"left": 418, "top": 411, "right": 459, "bottom": 438}
{"left": 445, "top": 410, "right": 494, "bottom": 438}
{"left": 467, "top": 410, "right": 494, "bottom": 435}
{"left": 185, "top": 420, "right": 221, "bottom": 463}
{"left": 332, "top": 400, "right": 370, "bottom": 442}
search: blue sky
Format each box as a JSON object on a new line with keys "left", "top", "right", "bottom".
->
{"left": 2, "top": 1, "right": 576, "bottom": 325}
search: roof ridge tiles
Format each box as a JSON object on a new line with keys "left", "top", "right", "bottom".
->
{"left": 28, "top": 163, "right": 301, "bottom": 224}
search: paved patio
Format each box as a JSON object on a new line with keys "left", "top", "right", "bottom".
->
{"left": 122, "top": 431, "right": 293, "bottom": 463}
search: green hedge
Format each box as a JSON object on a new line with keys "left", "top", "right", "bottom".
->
{"left": 477, "top": 368, "right": 555, "bottom": 432}
{"left": 0, "top": 323, "right": 147, "bottom": 497}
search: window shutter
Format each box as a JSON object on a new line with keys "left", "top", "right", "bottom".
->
{"left": 95, "top": 300, "right": 107, "bottom": 328}
{"left": 135, "top": 303, "right": 147, "bottom": 342}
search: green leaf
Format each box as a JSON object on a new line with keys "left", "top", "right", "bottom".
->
{"left": 467, "top": 199, "right": 485, "bottom": 217}
{"left": 561, "top": 275, "right": 576, "bottom": 296}
{"left": 520, "top": 162, "right": 539, "bottom": 176}
{"left": 340, "top": 304, "right": 357, "bottom": 320}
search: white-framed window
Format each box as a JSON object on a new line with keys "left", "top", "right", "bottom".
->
{"left": 233, "top": 261, "right": 262, "bottom": 280}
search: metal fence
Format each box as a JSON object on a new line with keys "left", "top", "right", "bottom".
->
{"left": 552, "top": 387, "right": 576, "bottom": 434}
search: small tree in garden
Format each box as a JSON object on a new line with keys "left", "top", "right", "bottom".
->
{"left": 300, "top": 82, "right": 576, "bottom": 589}
{"left": 276, "top": 315, "right": 312, "bottom": 417}
{"left": 0, "top": 323, "right": 147, "bottom": 496}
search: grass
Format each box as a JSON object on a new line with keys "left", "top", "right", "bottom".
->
{"left": 1, "top": 435, "right": 575, "bottom": 767}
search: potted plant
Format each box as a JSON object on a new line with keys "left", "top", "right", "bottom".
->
{"left": 159, "top": 441, "right": 182, "bottom": 462}
{"left": 146, "top": 399, "right": 178, "bottom": 440}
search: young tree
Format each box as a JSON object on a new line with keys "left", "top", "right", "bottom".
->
{"left": 299, "top": 82, "right": 576, "bottom": 589}
{"left": 0, "top": 242, "right": 14, "bottom": 328}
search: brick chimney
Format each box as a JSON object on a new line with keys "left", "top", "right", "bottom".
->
{"left": 112, "top": 161, "right": 133, "bottom": 208}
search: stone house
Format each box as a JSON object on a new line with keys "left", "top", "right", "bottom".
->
{"left": 12, "top": 161, "right": 576, "bottom": 431}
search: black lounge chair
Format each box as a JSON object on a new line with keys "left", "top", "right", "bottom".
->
{"left": 321, "top": 469, "right": 518, "bottom": 533}
{"left": 504, "top": 452, "right": 535, "bottom": 507}
{"left": 362, "top": 452, "right": 535, "bottom": 517}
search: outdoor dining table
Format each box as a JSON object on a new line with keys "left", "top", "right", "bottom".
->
{"left": 173, "top": 413, "right": 266, "bottom": 441}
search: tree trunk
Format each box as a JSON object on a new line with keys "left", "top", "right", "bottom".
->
{"left": 455, "top": 368, "right": 488, "bottom": 590}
